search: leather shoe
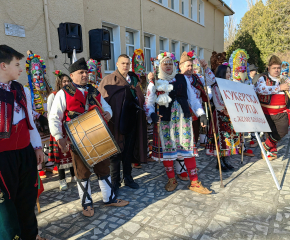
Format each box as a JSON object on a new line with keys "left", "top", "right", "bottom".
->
{"left": 222, "top": 157, "right": 234, "bottom": 170}
{"left": 124, "top": 175, "right": 139, "bottom": 189}
{"left": 105, "top": 199, "right": 129, "bottom": 207}
{"left": 216, "top": 158, "right": 229, "bottom": 172}
{"left": 82, "top": 205, "right": 94, "bottom": 217}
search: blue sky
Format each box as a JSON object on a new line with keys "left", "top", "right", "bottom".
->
{"left": 223, "top": 0, "right": 267, "bottom": 26}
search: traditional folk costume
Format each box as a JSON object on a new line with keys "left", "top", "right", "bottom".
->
{"left": 47, "top": 70, "right": 75, "bottom": 191}
{"left": 131, "top": 49, "right": 148, "bottom": 168}
{"left": 49, "top": 58, "right": 128, "bottom": 217}
{"left": 87, "top": 58, "right": 102, "bottom": 87}
{"left": 98, "top": 64, "right": 147, "bottom": 192}
{"left": 281, "top": 61, "right": 289, "bottom": 78}
{"left": 0, "top": 80, "right": 42, "bottom": 239}
{"left": 255, "top": 56, "right": 290, "bottom": 160}
{"left": 145, "top": 52, "right": 211, "bottom": 194}
{"left": 25, "top": 53, "right": 54, "bottom": 178}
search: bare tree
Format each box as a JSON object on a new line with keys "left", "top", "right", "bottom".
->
{"left": 246, "top": 0, "right": 258, "bottom": 10}
{"left": 224, "top": 1, "right": 236, "bottom": 51}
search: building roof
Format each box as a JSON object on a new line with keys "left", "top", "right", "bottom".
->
{"left": 208, "top": 0, "right": 235, "bottom": 16}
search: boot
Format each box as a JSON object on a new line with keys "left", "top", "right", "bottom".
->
{"left": 216, "top": 157, "right": 229, "bottom": 172}
{"left": 188, "top": 180, "right": 212, "bottom": 194}
{"left": 165, "top": 178, "right": 178, "bottom": 192}
{"left": 222, "top": 157, "right": 234, "bottom": 170}
{"left": 124, "top": 175, "right": 139, "bottom": 189}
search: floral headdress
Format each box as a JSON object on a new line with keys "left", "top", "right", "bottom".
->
{"left": 53, "top": 70, "right": 62, "bottom": 77}
{"left": 132, "top": 49, "right": 146, "bottom": 78}
{"left": 229, "top": 49, "right": 250, "bottom": 83}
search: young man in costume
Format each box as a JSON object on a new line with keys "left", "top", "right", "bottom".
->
{"left": 25, "top": 51, "right": 54, "bottom": 178}
{"left": 174, "top": 51, "right": 216, "bottom": 180}
{"left": 98, "top": 54, "right": 147, "bottom": 193}
{"left": 146, "top": 51, "right": 211, "bottom": 194}
{"left": 47, "top": 70, "right": 75, "bottom": 191}
{"left": 0, "top": 45, "right": 46, "bottom": 240}
{"left": 255, "top": 55, "right": 290, "bottom": 160}
{"left": 49, "top": 58, "right": 129, "bottom": 217}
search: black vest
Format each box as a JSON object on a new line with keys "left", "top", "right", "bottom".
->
{"left": 158, "top": 75, "right": 191, "bottom": 121}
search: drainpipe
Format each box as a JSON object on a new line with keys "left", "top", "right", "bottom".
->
{"left": 43, "top": 0, "right": 54, "bottom": 59}
{"left": 140, "top": 0, "right": 144, "bottom": 50}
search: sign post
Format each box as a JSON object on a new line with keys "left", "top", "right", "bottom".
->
{"left": 216, "top": 78, "right": 281, "bottom": 190}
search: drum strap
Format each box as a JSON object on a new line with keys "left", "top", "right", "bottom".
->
{"left": 77, "top": 178, "right": 93, "bottom": 207}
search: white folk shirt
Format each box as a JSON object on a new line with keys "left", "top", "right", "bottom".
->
{"left": 145, "top": 77, "right": 205, "bottom": 123}
{"left": 255, "top": 74, "right": 290, "bottom": 95}
{"left": 0, "top": 81, "right": 42, "bottom": 149}
{"left": 49, "top": 88, "right": 113, "bottom": 141}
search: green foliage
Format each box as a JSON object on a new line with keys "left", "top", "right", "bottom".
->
{"left": 226, "top": 0, "right": 290, "bottom": 72}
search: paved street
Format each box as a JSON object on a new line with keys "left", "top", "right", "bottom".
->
{"left": 37, "top": 134, "right": 290, "bottom": 240}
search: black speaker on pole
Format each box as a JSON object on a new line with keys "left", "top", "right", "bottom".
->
{"left": 58, "top": 22, "right": 83, "bottom": 54}
{"left": 89, "top": 29, "right": 111, "bottom": 61}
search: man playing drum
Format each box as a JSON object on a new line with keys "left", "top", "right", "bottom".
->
{"left": 49, "top": 58, "right": 129, "bottom": 217}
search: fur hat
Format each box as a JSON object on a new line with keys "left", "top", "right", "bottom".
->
{"left": 69, "top": 57, "right": 88, "bottom": 73}
{"left": 268, "top": 55, "right": 282, "bottom": 67}
{"left": 180, "top": 51, "right": 196, "bottom": 65}
{"left": 210, "top": 51, "right": 226, "bottom": 73}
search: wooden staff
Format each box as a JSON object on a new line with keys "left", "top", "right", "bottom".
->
{"left": 157, "top": 104, "right": 161, "bottom": 163}
{"left": 36, "top": 198, "right": 41, "bottom": 213}
{"left": 203, "top": 74, "right": 224, "bottom": 188}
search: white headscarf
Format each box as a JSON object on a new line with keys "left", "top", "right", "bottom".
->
{"left": 158, "top": 54, "right": 177, "bottom": 81}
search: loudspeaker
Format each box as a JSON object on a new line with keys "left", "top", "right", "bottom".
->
{"left": 58, "top": 22, "right": 83, "bottom": 54}
{"left": 89, "top": 29, "right": 111, "bottom": 60}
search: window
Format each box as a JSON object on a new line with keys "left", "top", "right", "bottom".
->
{"left": 199, "top": 47, "right": 204, "bottom": 59}
{"left": 182, "top": 1, "right": 185, "bottom": 14}
{"left": 191, "top": 45, "right": 197, "bottom": 55}
{"left": 171, "top": 40, "right": 180, "bottom": 60}
{"left": 102, "top": 26, "right": 115, "bottom": 71}
{"left": 158, "top": 0, "right": 162, "bottom": 3}
{"left": 182, "top": 43, "right": 189, "bottom": 53}
{"left": 191, "top": 0, "right": 197, "bottom": 21}
{"left": 199, "top": 0, "right": 204, "bottom": 25}
{"left": 144, "top": 36, "right": 152, "bottom": 72}
{"left": 126, "top": 31, "right": 134, "bottom": 57}
{"left": 159, "top": 37, "right": 169, "bottom": 53}
{"left": 171, "top": 0, "right": 174, "bottom": 9}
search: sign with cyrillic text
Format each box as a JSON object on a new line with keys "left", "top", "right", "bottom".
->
{"left": 216, "top": 78, "right": 271, "bottom": 133}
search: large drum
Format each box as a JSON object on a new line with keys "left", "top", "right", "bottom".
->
{"left": 64, "top": 108, "right": 120, "bottom": 168}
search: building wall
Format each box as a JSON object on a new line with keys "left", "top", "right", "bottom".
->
{"left": 0, "top": 0, "right": 226, "bottom": 85}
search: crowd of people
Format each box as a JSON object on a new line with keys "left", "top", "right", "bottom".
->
{"left": 0, "top": 44, "right": 289, "bottom": 240}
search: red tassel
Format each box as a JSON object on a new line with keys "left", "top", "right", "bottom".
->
{"left": 53, "top": 166, "right": 58, "bottom": 171}
{"left": 180, "top": 172, "right": 188, "bottom": 177}
{"left": 246, "top": 149, "right": 253, "bottom": 154}
{"left": 39, "top": 171, "right": 45, "bottom": 176}
{"left": 250, "top": 140, "right": 255, "bottom": 145}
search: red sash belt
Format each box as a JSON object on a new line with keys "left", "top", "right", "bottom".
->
{"left": 0, "top": 119, "right": 30, "bottom": 152}
{"left": 262, "top": 94, "right": 286, "bottom": 115}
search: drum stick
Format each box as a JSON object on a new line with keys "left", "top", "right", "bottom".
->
{"left": 95, "top": 99, "right": 105, "bottom": 113}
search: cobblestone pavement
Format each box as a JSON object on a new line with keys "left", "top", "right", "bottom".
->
{"left": 37, "top": 134, "right": 290, "bottom": 240}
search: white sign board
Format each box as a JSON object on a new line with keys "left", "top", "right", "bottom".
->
{"left": 4, "top": 23, "right": 25, "bottom": 38}
{"left": 216, "top": 78, "right": 271, "bottom": 133}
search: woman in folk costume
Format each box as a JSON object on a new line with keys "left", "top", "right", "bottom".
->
{"left": 229, "top": 49, "right": 255, "bottom": 157}
{"left": 25, "top": 51, "right": 54, "bottom": 178}
{"left": 47, "top": 70, "right": 75, "bottom": 191}
{"left": 87, "top": 58, "right": 102, "bottom": 88}
{"left": 206, "top": 63, "right": 238, "bottom": 171}
{"left": 146, "top": 52, "right": 212, "bottom": 194}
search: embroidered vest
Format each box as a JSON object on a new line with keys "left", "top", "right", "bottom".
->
{"left": 63, "top": 83, "right": 102, "bottom": 121}
{"left": 191, "top": 74, "right": 208, "bottom": 102}
{"left": 257, "top": 74, "right": 288, "bottom": 105}
{"left": 158, "top": 75, "right": 190, "bottom": 121}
